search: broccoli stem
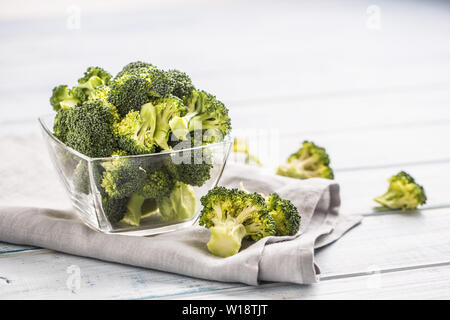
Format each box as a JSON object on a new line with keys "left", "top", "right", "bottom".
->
{"left": 207, "top": 222, "right": 247, "bottom": 258}
{"left": 123, "top": 193, "right": 146, "bottom": 226}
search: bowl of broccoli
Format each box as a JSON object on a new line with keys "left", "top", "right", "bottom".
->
{"left": 39, "top": 62, "right": 233, "bottom": 236}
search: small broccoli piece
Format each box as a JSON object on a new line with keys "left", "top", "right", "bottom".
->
{"left": 64, "top": 100, "right": 118, "bottom": 158}
{"left": 102, "top": 196, "right": 128, "bottom": 224}
{"left": 175, "top": 148, "right": 213, "bottom": 187}
{"left": 50, "top": 85, "right": 80, "bottom": 111}
{"left": 147, "top": 68, "right": 176, "bottom": 99}
{"left": 374, "top": 171, "right": 427, "bottom": 211}
{"left": 199, "top": 187, "right": 275, "bottom": 257}
{"left": 88, "top": 85, "right": 120, "bottom": 122}
{"left": 265, "top": 193, "right": 300, "bottom": 236}
{"left": 158, "top": 181, "right": 197, "bottom": 222}
{"left": 121, "top": 165, "right": 175, "bottom": 226}
{"left": 107, "top": 74, "right": 151, "bottom": 117}
{"left": 115, "top": 103, "right": 157, "bottom": 154}
{"left": 276, "top": 141, "right": 334, "bottom": 179}
{"left": 73, "top": 66, "right": 112, "bottom": 101}
{"left": 100, "top": 156, "right": 147, "bottom": 199}
{"left": 73, "top": 160, "right": 90, "bottom": 194}
{"left": 169, "top": 90, "right": 231, "bottom": 142}
{"left": 166, "top": 69, "right": 195, "bottom": 99}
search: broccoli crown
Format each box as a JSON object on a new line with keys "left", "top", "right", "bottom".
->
{"left": 169, "top": 90, "right": 231, "bottom": 143}
{"left": 64, "top": 101, "right": 118, "bottom": 158}
{"left": 266, "top": 193, "right": 300, "bottom": 236}
{"left": 115, "top": 103, "right": 157, "bottom": 154}
{"left": 107, "top": 74, "right": 151, "bottom": 117}
{"left": 276, "top": 140, "right": 334, "bottom": 180}
{"left": 199, "top": 187, "right": 275, "bottom": 257}
{"left": 158, "top": 181, "right": 197, "bottom": 222}
{"left": 88, "top": 85, "right": 120, "bottom": 122}
{"left": 173, "top": 145, "right": 213, "bottom": 187}
{"left": 138, "top": 167, "right": 175, "bottom": 200}
{"left": 100, "top": 157, "right": 147, "bottom": 199}
{"left": 70, "top": 66, "right": 112, "bottom": 103}
{"left": 115, "top": 61, "right": 155, "bottom": 79}
{"left": 72, "top": 160, "right": 90, "bottom": 194}
{"left": 166, "top": 69, "right": 195, "bottom": 99}
{"left": 50, "top": 85, "right": 80, "bottom": 111}
{"left": 102, "top": 196, "right": 128, "bottom": 224}
{"left": 147, "top": 68, "right": 176, "bottom": 99}
{"left": 374, "top": 171, "right": 427, "bottom": 211}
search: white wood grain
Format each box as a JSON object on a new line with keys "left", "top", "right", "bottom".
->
{"left": 0, "top": 207, "right": 449, "bottom": 299}
{"left": 174, "top": 264, "right": 450, "bottom": 300}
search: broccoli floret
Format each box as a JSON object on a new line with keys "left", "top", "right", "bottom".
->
{"left": 122, "top": 165, "right": 175, "bottom": 226}
{"left": 158, "top": 181, "right": 197, "bottom": 222}
{"left": 102, "top": 196, "right": 128, "bottom": 224}
{"left": 64, "top": 100, "right": 118, "bottom": 158}
{"left": 166, "top": 69, "right": 195, "bottom": 99}
{"left": 153, "top": 96, "right": 187, "bottom": 150}
{"left": 265, "top": 193, "right": 300, "bottom": 236}
{"left": 72, "top": 66, "right": 112, "bottom": 102}
{"left": 50, "top": 85, "right": 80, "bottom": 111}
{"left": 53, "top": 108, "right": 71, "bottom": 142}
{"left": 276, "top": 141, "right": 334, "bottom": 179}
{"left": 100, "top": 156, "right": 147, "bottom": 199}
{"left": 115, "top": 61, "right": 155, "bottom": 79}
{"left": 199, "top": 187, "right": 275, "bottom": 257}
{"left": 175, "top": 148, "right": 212, "bottom": 187}
{"left": 115, "top": 103, "right": 157, "bottom": 154}
{"left": 73, "top": 160, "right": 90, "bottom": 194}
{"left": 374, "top": 171, "right": 427, "bottom": 211}
{"left": 107, "top": 74, "right": 151, "bottom": 117}
{"left": 147, "top": 68, "right": 176, "bottom": 99}
{"left": 88, "top": 85, "right": 120, "bottom": 122}
{"left": 169, "top": 90, "right": 231, "bottom": 143}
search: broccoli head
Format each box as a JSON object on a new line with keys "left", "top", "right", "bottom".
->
{"left": 64, "top": 100, "right": 118, "bottom": 158}
{"left": 102, "top": 196, "right": 128, "bottom": 224}
{"left": 170, "top": 90, "right": 231, "bottom": 143}
{"left": 374, "top": 171, "right": 427, "bottom": 211}
{"left": 173, "top": 145, "right": 213, "bottom": 187}
{"left": 121, "top": 164, "right": 176, "bottom": 226}
{"left": 107, "top": 74, "right": 151, "bottom": 117}
{"left": 199, "top": 187, "right": 275, "bottom": 257}
{"left": 166, "top": 69, "right": 195, "bottom": 99}
{"left": 115, "top": 61, "right": 155, "bottom": 79}
{"left": 153, "top": 96, "right": 187, "bottom": 150}
{"left": 71, "top": 66, "right": 112, "bottom": 102}
{"left": 50, "top": 85, "right": 80, "bottom": 111}
{"left": 265, "top": 193, "right": 300, "bottom": 236}
{"left": 115, "top": 103, "right": 157, "bottom": 154}
{"left": 100, "top": 155, "right": 147, "bottom": 200}
{"left": 276, "top": 141, "right": 334, "bottom": 179}
{"left": 158, "top": 181, "right": 197, "bottom": 222}
{"left": 88, "top": 85, "right": 120, "bottom": 122}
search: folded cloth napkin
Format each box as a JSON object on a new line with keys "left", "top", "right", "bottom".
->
{"left": 0, "top": 159, "right": 361, "bottom": 285}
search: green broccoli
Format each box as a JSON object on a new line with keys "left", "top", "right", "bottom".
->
{"left": 169, "top": 89, "right": 231, "bottom": 143}
{"left": 64, "top": 100, "right": 118, "bottom": 158}
{"left": 115, "top": 103, "right": 157, "bottom": 154}
{"left": 153, "top": 96, "right": 187, "bottom": 150}
{"left": 166, "top": 69, "right": 195, "bottom": 99}
{"left": 102, "top": 196, "right": 128, "bottom": 224}
{"left": 199, "top": 187, "right": 275, "bottom": 257}
{"left": 265, "top": 193, "right": 300, "bottom": 236}
{"left": 50, "top": 85, "right": 80, "bottom": 111}
{"left": 374, "top": 171, "right": 427, "bottom": 211}
{"left": 53, "top": 108, "right": 71, "bottom": 143}
{"left": 122, "top": 165, "right": 175, "bottom": 226}
{"left": 147, "top": 68, "right": 176, "bottom": 99}
{"left": 100, "top": 154, "right": 147, "bottom": 200}
{"left": 158, "top": 181, "right": 197, "bottom": 222}
{"left": 107, "top": 74, "right": 151, "bottom": 117}
{"left": 88, "top": 85, "right": 120, "bottom": 122}
{"left": 276, "top": 141, "right": 334, "bottom": 179}
{"left": 173, "top": 144, "right": 213, "bottom": 187}
{"left": 115, "top": 61, "right": 155, "bottom": 79}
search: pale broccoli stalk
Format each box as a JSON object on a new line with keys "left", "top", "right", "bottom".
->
{"left": 158, "top": 181, "right": 197, "bottom": 222}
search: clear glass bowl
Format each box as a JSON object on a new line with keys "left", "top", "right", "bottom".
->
{"left": 38, "top": 114, "right": 232, "bottom": 236}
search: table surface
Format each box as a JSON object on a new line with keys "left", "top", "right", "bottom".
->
{"left": 1, "top": 0, "right": 450, "bottom": 299}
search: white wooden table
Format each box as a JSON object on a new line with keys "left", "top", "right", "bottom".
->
{"left": 1, "top": 0, "right": 450, "bottom": 299}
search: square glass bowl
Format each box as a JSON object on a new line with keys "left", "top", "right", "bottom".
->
{"left": 39, "top": 114, "right": 232, "bottom": 236}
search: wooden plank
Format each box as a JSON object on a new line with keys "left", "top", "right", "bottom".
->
{"left": 173, "top": 264, "right": 450, "bottom": 300}
{"left": 0, "top": 207, "right": 448, "bottom": 299}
